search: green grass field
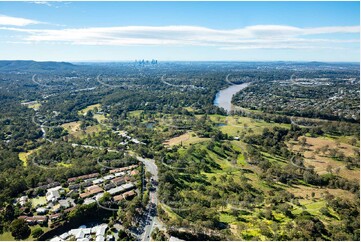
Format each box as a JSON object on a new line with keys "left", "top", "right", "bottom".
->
{"left": 31, "top": 196, "right": 47, "bottom": 208}
{"left": 0, "top": 225, "right": 50, "bottom": 241}
{"left": 19, "top": 148, "right": 41, "bottom": 167}
{"left": 128, "top": 110, "right": 143, "bottom": 117}
{"left": 77, "top": 103, "right": 101, "bottom": 116}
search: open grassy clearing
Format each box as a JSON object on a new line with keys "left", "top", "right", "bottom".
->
{"left": 31, "top": 196, "right": 47, "bottom": 208}
{"left": 128, "top": 110, "right": 143, "bottom": 117}
{"left": 77, "top": 103, "right": 101, "bottom": 116}
{"left": 212, "top": 115, "right": 291, "bottom": 136}
{"left": 71, "top": 125, "right": 102, "bottom": 139}
{"left": 28, "top": 102, "right": 41, "bottom": 111}
{"left": 163, "top": 132, "right": 190, "bottom": 146}
{"left": 56, "top": 162, "right": 73, "bottom": 168}
{"left": 326, "top": 135, "right": 360, "bottom": 147}
{"left": 61, "top": 121, "right": 82, "bottom": 133}
{"left": 19, "top": 147, "right": 41, "bottom": 167}
{"left": 93, "top": 113, "right": 107, "bottom": 123}
{"left": 289, "top": 136, "right": 359, "bottom": 181}
{"left": 22, "top": 101, "right": 42, "bottom": 111}
{"left": 163, "top": 131, "right": 209, "bottom": 147}
{"left": 293, "top": 200, "right": 326, "bottom": 216}
{"left": 184, "top": 106, "right": 195, "bottom": 112}
{"left": 0, "top": 224, "right": 52, "bottom": 241}
{"left": 0, "top": 232, "right": 13, "bottom": 241}
{"left": 19, "top": 152, "right": 28, "bottom": 167}
{"left": 287, "top": 184, "right": 355, "bottom": 201}
{"left": 61, "top": 121, "right": 102, "bottom": 139}
{"left": 301, "top": 136, "right": 357, "bottom": 157}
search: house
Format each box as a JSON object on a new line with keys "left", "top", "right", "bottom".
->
{"left": 69, "top": 184, "right": 80, "bottom": 190}
{"left": 169, "top": 236, "right": 185, "bottom": 241}
{"left": 114, "top": 172, "right": 125, "bottom": 177}
{"left": 51, "top": 224, "right": 108, "bottom": 242}
{"left": 130, "top": 170, "right": 139, "bottom": 176}
{"left": 48, "top": 186, "right": 62, "bottom": 191}
{"left": 20, "top": 215, "right": 48, "bottom": 225}
{"left": 121, "top": 183, "right": 135, "bottom": 191}
{"left": 104, "top": 183, "right": 116, "bottom": 191}
{"left": 46, "top": 202, "right": 54, "bottom": 209}
{"left": 86, "top": 185, "right": 103, "bottom": 193}
{"left": 82, "top": 181, "right": 93, "bottom": 187}
{"left": 108, "top": 183, "right": 135, "bottom": 195}
{"left": 113, "top": 194, "right": 124, "bottom": 202}
{"left": 58, "top": 199, "right": 71, "bottom": 209}
{"left": 103, "top": 174, "right": 115, "bottom": 180}
{"left": 77, "top": 238, "right": 88, "bottom": 241}
{"left": 96, "top": 235, "right": 105, "bottom": 241}
{"left": 46, "top": 186, "right": 62, "bottom": 202}
{"left": 46, "top": 191, "right": 60, "bottom": 202}
{"left": 106, "top": 234, "right": 114, "bottom": 241}
{"left": 48, "top": 182, "right": 61, "bottom": 189}
{"left": 59, "top": 232, "right": 70, "bottom": 240}
{"left": 69, "top": 228, "right": 87, "bottom": 239}
{"left": 18, "top": 196, "right": 28, "bottom": 206}
{"left": 92, "top": 178, "right": 104, "bottom": 185}
{"left": 49, "top": 213, "right": 61, "bottom": 221}
{"left": 80, "top": 192, "right": 93, "bottom": 199}
{"left": 108, "top": 186, "right": 124, "bottom": 195}
{"left": 123, "top": 190, "right": 136, "bottom": 200}
{"left": 80, "top": 185, "right": 103, "bottom": 198}
{"left": 83, "top": 198, "right": 96, "bottom": 205}
{"left": 75, "top": 230, "right": 85, "bottom": 240}
{"left": 94, "top": 224, "right": 107, "bottom": 237}
{"left": 36, "top": 207, "right": 47, "bottom": 215}
{"left": 50, "top": 236, "right": 63, "bottom": 241}
{"left": 64, "top": 207, "right": 76, "bottom": 214}
{"left": 84, "top": 177, "right": 96, "bottom": 183}
{"left": 111, "top": 177, "right": 126, "bottom": 186}
{"left": 109, "top": 165, "right": 138, "bottom": 174}
{"left": 67, "top": 173, "right": 99, "bottom": 183}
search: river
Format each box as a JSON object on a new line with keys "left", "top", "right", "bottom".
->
{"left": 214, "top": 83, "right": 250, "bottom": 113}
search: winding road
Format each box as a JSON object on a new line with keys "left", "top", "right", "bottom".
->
{"left": 224, "top": 73, "right": 235, "bottom": 85}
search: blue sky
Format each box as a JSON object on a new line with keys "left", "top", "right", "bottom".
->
{"left": 0, "top": 1, "right": 359, "bottom": 62}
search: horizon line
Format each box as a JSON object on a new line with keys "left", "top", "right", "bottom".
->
{"left": 1, "top": 59, "right": 360, "bottom": 64}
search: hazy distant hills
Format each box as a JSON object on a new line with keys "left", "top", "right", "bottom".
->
{"left": 0, "top": 60, "right": 358, "bottom": 73}
{"left": 0, "top": 60, "right": 78, "bottom": 72}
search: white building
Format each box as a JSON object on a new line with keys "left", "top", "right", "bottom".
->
{"left": 46, "top": 189, "right": 61, "bottom": 202}
{"left": 92, "top": 178, "right": 104, "bottom": 185}
{"left": 36, "top": 207, "right": 47, "bottom": 215}
{"left": 103, "top": 174, "right": 115, "bottom": 181}
{"left": 18, "top": 196, "right": 28, "bottom": 206}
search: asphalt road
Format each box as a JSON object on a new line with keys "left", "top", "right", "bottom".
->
{"left": 136, "top": 156, "right": 164, "bottom": 241}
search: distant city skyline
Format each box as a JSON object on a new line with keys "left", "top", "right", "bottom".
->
{"left": 0, "top": 1, "right": 359, "bottom": 62}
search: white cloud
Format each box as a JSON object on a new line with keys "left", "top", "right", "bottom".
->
{"left": 31, "top": 1, "right": 52, "bottom": 7}
{"left": 0, "top": 14, "right": 40, "bottom": 26}
{"left": 1, "top": 24, "right": 359, "bottom": 50}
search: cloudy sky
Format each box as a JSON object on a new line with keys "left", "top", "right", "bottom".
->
{"left": 0, "top": 1, "right": 359, "bottom": 62}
